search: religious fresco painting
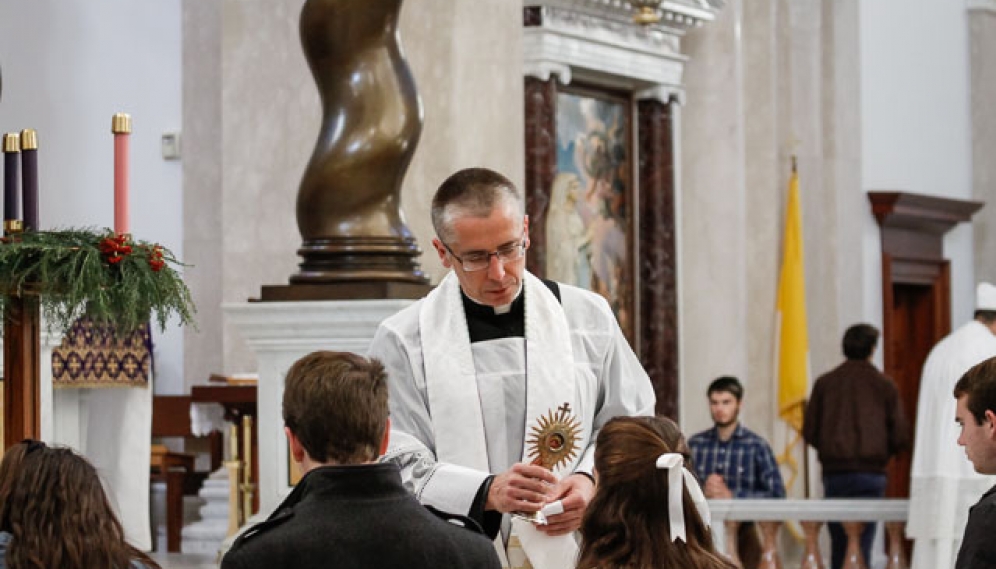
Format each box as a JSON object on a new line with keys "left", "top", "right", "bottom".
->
{"left": 547, "top": 88, "right": 634, "bottom": 339}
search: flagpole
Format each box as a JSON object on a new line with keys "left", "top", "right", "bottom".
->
{"left": 794, "top": 154, "right": 807, "bottom": 499}
{"left": 803, "top": 399, "right": 810, "bottom": 498}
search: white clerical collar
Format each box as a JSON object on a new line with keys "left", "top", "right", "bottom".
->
{"left": 463, "top": 283, "right": 524, "bottom": 315}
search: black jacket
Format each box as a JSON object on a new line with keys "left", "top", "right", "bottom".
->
{"left": 221, "top": 462, "right": 500, "bottom": 569}
{"left": 803, "top": 359, "right": 910, "bottom": 473}
{"left": 955, "top": 484, "right": 996, "bottom": 569}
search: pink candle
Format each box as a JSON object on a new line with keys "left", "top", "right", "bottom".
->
{"left": 111, "top": 113, "right": 131, "bottom": 234}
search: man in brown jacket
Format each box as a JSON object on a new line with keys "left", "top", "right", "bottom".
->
{"left": 804, "top": 323, "right": 910, "bottom": 569}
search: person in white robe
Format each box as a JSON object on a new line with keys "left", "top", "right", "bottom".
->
{"left": 368, "top": 167, "right": 656, "bottom": 569}
{"left": 907, "top": 282, "right": 996, "bottom": 569}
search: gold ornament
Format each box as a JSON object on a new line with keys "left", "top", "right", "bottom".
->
{"left": 527, "top": 402, "right": 582, "bottom": 470}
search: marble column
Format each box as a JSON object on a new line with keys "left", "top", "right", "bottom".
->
{"left": 637, "top": 97, "right": 679, "bottom": 420}
{"left": 523, "top": 76, "right": 558, "bottom": 280}
{"left": 292, "top": 0, "right": 426, "bottom": 285}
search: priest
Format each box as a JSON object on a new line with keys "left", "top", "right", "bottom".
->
{"left": 369, "top": 167, "right": 655, "bottom": 569}
{"left": 908, "top": 282, "right": 996, "bottom": 569}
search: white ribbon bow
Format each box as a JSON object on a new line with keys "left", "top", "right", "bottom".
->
{"left": 655, "top": 453, "right": 712, "bottom": 543}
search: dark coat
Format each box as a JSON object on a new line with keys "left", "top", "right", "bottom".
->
{"left": 803, "top": 359, "right": 910, "bottom": 473}
{"left": 221, "top": 463, "right": 500, "bottom": 569}
{"left": 955, "top": 484, "right": 996, "bottom": 569}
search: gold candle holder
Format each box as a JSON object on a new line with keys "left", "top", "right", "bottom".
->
{"left": 226, "top": 423, "right": 243, "bottom": 529}
{"left": 1, "top": 133, "right": 19, "bottom": 153}
{"left": 224, "top": 459, "right": 242, "bottom": 537}
{"left": 19, "top": 129, "right": 37, "bottom": 151}
{"left": 3, "top": 220, "right": 22, "bottom": 234}
{"left": 111, "top": 112, "right": 132, "bottom": 134}
{"left": 241, "top": 415, "right": 255, "bottom": 523}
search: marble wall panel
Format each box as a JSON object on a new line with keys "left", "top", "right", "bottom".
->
{"left": 219, "top": 0, "right": 313, "bottom": 372}
{"left": 182, "top": 0, "right": 224, "bottom": 389}
{"left": 970, "top": 9, "right": 996, "bottom": 284}
{"left": 741, "top": 0, "right": 783, "bottom": 439}
{"left": 400, "top": 0, "right": 524, "bottom": 284}
{"left": 784, "top": 0, "right": 839, "bottom": 385}
{"left": 680, "top": 0, "right": 861, "bottom": 438}
{"left": 826, "top": 0, "right": 865, "bottom": 338}
{"left": 679, "top": 0, "right": 750, "bottom": 434}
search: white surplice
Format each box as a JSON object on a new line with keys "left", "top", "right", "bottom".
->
{"left": 907, "top": 319, "right": 996, "bottom": 569}
{"left": 370, "top": 271, "right": 655, "bottom": 568}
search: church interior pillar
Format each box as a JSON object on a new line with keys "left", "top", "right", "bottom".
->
{"left": 523, "top": 76, "right": 558, "bottom": 279}
{"left": 637, "top": 98, "right": 679, "bottom": 420}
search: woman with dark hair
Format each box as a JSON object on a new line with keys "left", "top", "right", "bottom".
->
{"left": 0, "top": 443, "right": 33, "bottom": 516}
{"left": 0, "top": 441, "right": 161, "bottom": 569}
{"left": 578, "top": 416, "right": 735, "bottom": 569}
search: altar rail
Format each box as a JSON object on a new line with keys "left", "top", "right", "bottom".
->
{"left": 707, "top": 499, "right": 910, "bottom": 569}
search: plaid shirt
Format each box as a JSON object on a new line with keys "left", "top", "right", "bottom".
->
{"left": 687, "top": 423, "right": 786, "bottom": 498}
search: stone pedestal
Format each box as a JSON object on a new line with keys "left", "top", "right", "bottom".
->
{"left": 180, "top": 467, "right": 232, "bottom": 555}
{"left": 223, "top": 299, "right": 414, "bottom": 514}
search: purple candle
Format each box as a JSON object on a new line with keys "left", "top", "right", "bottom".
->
{"left": 20, "top": 129, "right": 38, "bottom": 231}
{"left": 2, "top": 132, "right": 20, "bottom": 230}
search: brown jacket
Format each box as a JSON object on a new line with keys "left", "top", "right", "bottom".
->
{"left": 803, "top": 359, "right": 910, "bottom": 474}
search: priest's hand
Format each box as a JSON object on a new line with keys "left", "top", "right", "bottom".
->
{"left": 486, "top": 463, "right": 558, "bottom": 513}
{"left": 704, "top": 473, "right": 733, "bottom": 499}
{"left": 537, "top": 473, "right": 595, "bottom": 536}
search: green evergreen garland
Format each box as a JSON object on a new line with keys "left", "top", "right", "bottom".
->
{"left": 0, "top": 228, "right": 196, "bottom": 334}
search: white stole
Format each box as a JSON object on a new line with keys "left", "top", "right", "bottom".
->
{"left": 419, "top": 271, "right": 582, "bottom": 569}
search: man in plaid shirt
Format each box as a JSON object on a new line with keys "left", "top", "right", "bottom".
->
{"left": 688, "top": 376, "right": 785, "bottom": 568}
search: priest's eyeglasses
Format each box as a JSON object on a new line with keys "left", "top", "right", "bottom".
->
{"left": 442, "top": 237, "right": 527, "bottom": 272}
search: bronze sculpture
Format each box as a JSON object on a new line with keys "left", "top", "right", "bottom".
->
{"left": 292, "top": 0, "right": 427, "bottom": 285}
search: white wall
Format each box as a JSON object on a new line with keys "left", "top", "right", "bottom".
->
{"left": 0, "top": 1, "right": 185, "bottom": 393}
{"left": 860, "top": 0, "right": 976, "bottom": 325}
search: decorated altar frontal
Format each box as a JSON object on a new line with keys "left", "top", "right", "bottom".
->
{"left": 51, "top": 320, "right": 152, "bottom": 388}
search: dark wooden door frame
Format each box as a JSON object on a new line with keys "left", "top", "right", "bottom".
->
{"left": 870, "top": 191, "right": 982, "bottom": 368}
{"left": 869, "top": 191, "right": 982, "bottom": 499}
{"left": 881, "top": 254, "right": 951, "bottom": 379}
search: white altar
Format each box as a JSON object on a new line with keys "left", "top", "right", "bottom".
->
{"left": 223, "top": 299, "right": 413, "bottom": 514}
{"left": 3, "top": 322, "right": 154, "bottom": 550}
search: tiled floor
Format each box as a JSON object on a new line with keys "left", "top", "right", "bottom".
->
{"left": 149, "top": 551, "right": 220, "bottom": 569}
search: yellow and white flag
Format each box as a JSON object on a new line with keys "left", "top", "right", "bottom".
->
{"left": 773, "top": 159, "right": 811, "bottom": 497}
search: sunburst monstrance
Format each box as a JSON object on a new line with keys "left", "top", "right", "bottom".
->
{"left": 526, "top": 402, "right": 582, "bottom": 470}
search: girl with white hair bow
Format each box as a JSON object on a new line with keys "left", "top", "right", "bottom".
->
{"left": 578, "top": 416, "right": 735, "bottom": 569}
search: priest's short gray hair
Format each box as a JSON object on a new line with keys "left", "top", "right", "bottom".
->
{"left": 431, "top": 168, "right": 525, "bottom": 244}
